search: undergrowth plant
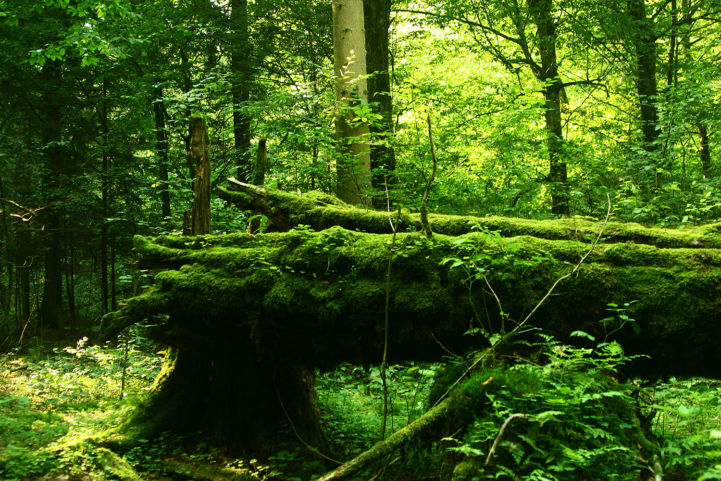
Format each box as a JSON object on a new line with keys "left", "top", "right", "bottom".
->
{"left": 444, "top": 334, "right": 657, "bottom": 481}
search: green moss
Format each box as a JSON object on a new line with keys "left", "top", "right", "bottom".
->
{"left": 93, "top": 447, "right": 142, "bottom": 481}
{"left": 219, "top": 182, "right": 721, "bottom": 248}
{"left": 109, "top": 226, "right": 721, "bottom": 375}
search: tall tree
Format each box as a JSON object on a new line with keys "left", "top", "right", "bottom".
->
{"left": 38, "top": 59, "right": 67, "bottom": 329}
{"left": 190, "top": 117, "right": 211, "bottom": 235}
{"left": 627, "top": 0, "right": 661, "bottom": 182}
{"left": 363, "top": 0, "right": 396, "bottom": 188}
{"left": 231, "top": 0, "right": 252, "bottom": 182}
{"left": 408, "top": 0, "right": 571, "bottom": 214}
{"left": 332, "top": 0, "right": 373, "bottom": 205}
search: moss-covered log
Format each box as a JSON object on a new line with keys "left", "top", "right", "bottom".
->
{"left": 101, "top": 223, "right": 721, "bottom": 451}
{"left": 104, "top": 184, "right": 721, "bottom": 451}
{"left": 114, "top": 227, "right": 721, "bottom": 374}
{"left": 218, "top": 179, "right": 721, "bottom": 248}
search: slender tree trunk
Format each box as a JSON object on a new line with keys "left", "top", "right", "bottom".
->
{"left": 64, "top": 224, "right": 76, "bottom": 329}
{"left": 628, "top": 0, "right": 661, "bottom": 184}
{"left": 333, "top": 0, "right": 372, "bottom": 205}
{"left": 38, "top": 60, "right": 65, "bottom": 331}
{"left": 110, "top": 234, "right": 117, "bottom": 311}
{"left": 0, "top": 177, "right": 10, "bottom": 317}
{"left": 179, "top": 47, "right": 196, "bottom": 180}
{"left": 528, "top": 0, "right": 569, "bottom": 216}
{"left": 699, "top": 124, "right": 712, "bottom": 177}
{"left": 153, "top": 83, "right": 172, "bottom": 223}
{"left": 667, "top": 0, "right": 678, "bottom": 88}
{"left": 100, "top": 83, "right": 110, "bottom": 315}
{"left": 190, "top": 117, "right": 211, "bottom": 236}
{"left": 231, "top": 0, "right": 252, "bottom": 182}
{"left": 363, "top": 0, "right": 396, "bottom": 190}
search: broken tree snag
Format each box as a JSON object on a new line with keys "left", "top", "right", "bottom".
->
{"left": 218, "top": 180, "right": 721, "bottom": 248}
{"left": 189, "top": 116, "right": 211, "bottom": 236}
{"left": 248, "top": 138, "right": 268, "bottom": 233}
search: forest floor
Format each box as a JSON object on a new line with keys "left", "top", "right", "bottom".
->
{"left": 1, "top": 337, "right": 720, "bottom": 481}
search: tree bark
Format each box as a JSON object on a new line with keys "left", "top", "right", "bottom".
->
{"left": 333, "top": 0, "right": 373, "bottom": 205}
{"left": 363, "top": 0, "right": 396, "bottom": 189}
{"left": 628, "top": 0, "right": 661, "bottom": 184}
{"left": 153, "top": 83, "right": 171, "bottom": 222}
{"left": 528, "top": 0, "right": 569, "bottom": 216}
{"left": 231, "top": 0, "right": 252, "bottom": 182}
{"left": 38, "top": 60, "right": 66, "bottom": 331}
{"left": 189, "top": 117, "right": 211, "bottom": 236}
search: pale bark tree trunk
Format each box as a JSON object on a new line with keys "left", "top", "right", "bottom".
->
{"left": 190, "top": 117, "right": 211, "bottom": 236}
{"left": 333, "top": 0, "right": 372, "bottom": 205}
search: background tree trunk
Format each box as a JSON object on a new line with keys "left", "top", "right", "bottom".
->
{"left": 38, "top": 60, "right": 66, "bottom": 331}
{"left": 528, "top": 0, "right": 569, "bottom": 216}
{"left": 189, "top": 117, "right": 211, "bottom": 236}
{"left": 333, "top": 0, "right": 372, "bottom": 205}
{"left": 231, "top": 0, "right": 252, "bottom": 182}
{"left": 363, "top": 0, "right": 396, "bottom": 190}
{"left": 628, "top": 0, "right": 661, "bottom": 185}
{"left": 153, "top": 83, "right": 171, "bottom": 223}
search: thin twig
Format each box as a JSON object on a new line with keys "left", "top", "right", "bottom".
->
{"left": 485, "top": 413, "right": 529, "bottom": 466}
{"left": 381, "top": 178, "right": 402, "bottom": 441}
{"left": 273, "top": 377, "right": 342, "bottom": 465}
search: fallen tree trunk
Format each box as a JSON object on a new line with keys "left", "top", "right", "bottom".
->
{"left": 101, "top": 223, "right": 721, "bottom": 450}
{"left": 110, "top": 227, "right": 721, "bottom": 373}
{"left": 218, "top": 179, "right": 721, "bottom": 248}
{"left": 101, "top": 181, "right": 721, "bottom": 451}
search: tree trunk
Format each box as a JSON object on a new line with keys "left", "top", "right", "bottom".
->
{"left": 64, "top": 223, "right": 76, "bottom": 329}
{"left": 333, "top": 0, "right": 373, "bottom": 205}
{"left": 100, "top": 83, "right": 110, "bottom": 315}
{"left": 189, "top": 117, "right": 211, "bottom": 236}
{"left": 153, "top": 83, "right": 171, "bottom": 222}
{"left": 363, "top": 0, "right": 396, "bottom": 189}
{"left": 699, "top": 124, "right": 712, "bottom": 177}
{"left": 528, "top": 0, "right": 569, "bottom": 216}
{"left": 628, "top": 0, "right": 661, "bottom": 183}
{"left": 38, "top": 60, "right": 65, "bottom": 331}
{"left": 248, "top": 139, "right": 268, "bottom": 232}
{"left": 218, "top": 179, "right": 721, "bottom": 247}
{"left": 231, "top": 0, "right": 252, "bottom": 182}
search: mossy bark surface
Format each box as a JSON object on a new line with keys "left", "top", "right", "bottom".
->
{"left": 218, "top": 181, "right": 721, "bottom": 247}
